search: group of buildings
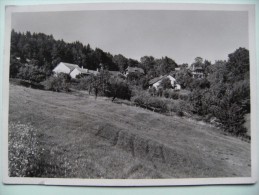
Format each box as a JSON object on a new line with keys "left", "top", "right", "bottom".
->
{"left": 53, "top": 62, "right": 145, "bottom": 79}
{"left": 53, "top": 61, "right": 205, "bottom": 90}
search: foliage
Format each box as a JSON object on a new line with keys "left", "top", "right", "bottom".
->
{"left": 159, "top": 78, "right": 173, "bottom": 90}
{"left": 113, "top": 54, "right": 128, "bottom": 72}
{"left": 10, "top": 30, "right": 181, "bottom": 85}
{"left": 186, "top": 48, "right": 250, "bottom": 135}
{"left": 148, "top": 87, "right": 157, "bottom": 96}
{"left": 174, "top": 68, "right": 193, "bottom": 89}
{"left": 226, "top": 47, "right": 249, "bottom": 82}
{"left": 163, "top": 89, "right": 170, "bottom": 98}
{"left": 44, "top": 73, "right": 71, "bottom": 92}
{"left": 9, "top": 122, "right": 72, "bottom": 177}
{"left": 156, "top": 56, "right": 177, "bottom": 75}
{"left": 17, "top": 64, "right": 47, "bottom": 83}
{"left": 10, "top": 56, "right": 23, "bottom": 78}
{"left": 132, "top": 91, "right": 168, "bottom": 113}
{"left": 170, "top": 91, "right": 179, "bottom": 100}
{"left": 105, "top": 77, "right": 132, "bottom": 101}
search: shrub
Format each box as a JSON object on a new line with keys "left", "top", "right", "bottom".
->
{"left": 105, "top": 77, "right": 132, "bottom": 101}
{"left": 44, "top": 73, "right": 71, "bottom": 92}
{"left": 156, "top": 88, "right": 163, "bottom": 97}
{"left": 8, "top": 122, "right": 72, "bottom": 177}
{"left": 17, "top": 64, "right": 47, "bottom": 83}
{"left": 132, "top": 91, "right": 168, "bottom": 113}
{"left": 159, "top": 78, "right": 172, "bottom": 89}
{"left": 163, "top": 89, "right": 170, "bottom": 98}
{"left": 170, "top": 91, "right": 179, "bottom": 100}
{"left": 148, "top": 87, "right": 156, "bottom": 96}
{"left": 78, "top": 76, "right": 91, "bottom": 91}
{"left": 179, "top": 93, "right": 189, "bottom": 101}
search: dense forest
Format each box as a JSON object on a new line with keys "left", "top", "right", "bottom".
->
{"left": 10, "top": 30, "right": 178, "bottom": 79}
{"left": 9, "top": 30, "right": 250, "bottom": 136}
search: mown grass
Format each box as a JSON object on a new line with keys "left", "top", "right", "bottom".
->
{"left": 8, "top": 84, "right": 251, "bottom": 178}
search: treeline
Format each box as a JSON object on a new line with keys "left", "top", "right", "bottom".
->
{"left": 10, "top": 30, "right": 178, "bottom": 80}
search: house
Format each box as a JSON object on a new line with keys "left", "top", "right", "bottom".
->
{"left": 53, "top": 62, "right": 124, "bottom": 78}
{"left": 124, "top": 67, "right": 144, "bottom": 76}
{"left": 70, "top": 67, "right": 92, "bottom": 78}
{"left": 190, "top": 64, "right": 205, "bottom": 79}
{"left": 53, "top": 62, "right": 79, "bottom": 75}
{"left": 149, "top": 75, "right": 181, "bottom": 90}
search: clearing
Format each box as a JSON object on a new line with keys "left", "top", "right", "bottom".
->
{"left": 8, "top": 84, "right": 251, "bottom": 178}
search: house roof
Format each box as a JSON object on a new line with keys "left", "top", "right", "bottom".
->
{"left": 74, "top": 67, "right": 90, "bottom": 74}
{"left": 61, "top": 62, "right": 79, "bottom": 71}
{"left": 126, "top": 67, "right": 144, "bottom": 74}
{"left": 149, "top": 75, "right": 166, "bottom": 85}
{"left": 149, "top": 75, "right": 177, "bottom": 85}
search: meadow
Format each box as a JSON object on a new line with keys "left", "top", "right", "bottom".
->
{"left": 8, "top": 84, "right": 251, "bottom": 178}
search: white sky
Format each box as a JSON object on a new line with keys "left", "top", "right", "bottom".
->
{"left": 11, "top": 10, "right": 248, "bottom": 65}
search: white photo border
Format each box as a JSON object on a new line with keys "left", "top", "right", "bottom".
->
{"left": 2, "top": 2, "right": 257, "bottom": 186}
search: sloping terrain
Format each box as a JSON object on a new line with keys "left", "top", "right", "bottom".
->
{"left": 8, "top": 84, "right": 251, "bottom": 178}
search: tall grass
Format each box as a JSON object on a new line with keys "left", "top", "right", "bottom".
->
{"left": 8, "top": 122, "right": 73, "bottom": 177}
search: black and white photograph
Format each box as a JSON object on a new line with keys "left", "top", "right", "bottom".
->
{"left": 3, "top": 3, "right": 257, "bottom": 186}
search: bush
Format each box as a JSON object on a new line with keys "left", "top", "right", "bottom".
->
{"left": 170, "top": 91, "right": 179, "bottom": 100}
{"left": 167, "top": 100, "right": 192, "bottom": 117}
{"left": 9, "top": 122, "right": 73, "bottom": 177}
{"left": 105, "top": 77, "right": 132, "bottom": 101}
{"left": 148, "top": 87, "right": 156, "bottom": 96}
{"left": 179, "top": 93, "right": 189, "bottom": 101}
{"left": 163, "top": 89, "right": 170, "bottom": 98}
{"left": 132, "top": 91, "right": 168, "bottom": 113}
{"left": 156, "top": 88, "right": 163, "bottom": 97}
{"left": 159, "top": 78, "right": 172, "bottom": 89}
{"left": 17, "top": 64, "right": 47, "bottom": 83}
{"left": 44, "top": 73, "right": 71, "bottom": 92}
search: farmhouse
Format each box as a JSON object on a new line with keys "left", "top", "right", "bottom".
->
{"left": 53, "top": 62, "right": 79, "bottom": 75}
{"left": 190, "top": 64, "right": 205, "bottom": 79}
{"left": 124, "top": 67, "right": 144, "bottom": 76}
{"left": 70, "top": 67, "right": 91, "bottom": 78}
{"left": 149, "top": 75, "right": 181, "bottom": 90}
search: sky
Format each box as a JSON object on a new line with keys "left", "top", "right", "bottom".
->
{"left": 11, "top": 10, "right": 248, "bottom": 65}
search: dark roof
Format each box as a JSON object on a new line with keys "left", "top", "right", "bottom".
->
{"left": 74, "top": 67, "right": 91, "bottom": 74}
{"left": 126, "top": 67, "right": 144, "bottom": 74}
{"left": 61, "top": 62, "right": 79, "bottom": 71}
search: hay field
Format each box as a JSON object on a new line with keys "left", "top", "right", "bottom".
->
{"left": 8, "top": 84, "right": 251, "bottom": 178}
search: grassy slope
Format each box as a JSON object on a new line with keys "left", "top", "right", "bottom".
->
{"left": 8, "top": 84, "right": 251, "bottom": 178}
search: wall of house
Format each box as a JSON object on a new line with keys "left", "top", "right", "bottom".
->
{"left": 70, "top": 69, "right": 80, "bottom": 78}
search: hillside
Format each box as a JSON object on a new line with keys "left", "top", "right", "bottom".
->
{"left": 8, "top": 84, "right": 251, "bottom": 178}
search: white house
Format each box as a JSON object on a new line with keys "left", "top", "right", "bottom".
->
{"left": 70, "top": 67, "right": 91, "bottom": 78}
{"left": 149, "top": 75, "right": 181, "bottom": 90}
{"left": 190, "top": 64, "right": 205, "bottom": 79}
{"left": 53, "top": 62, "right": 79, "bottom": 75}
